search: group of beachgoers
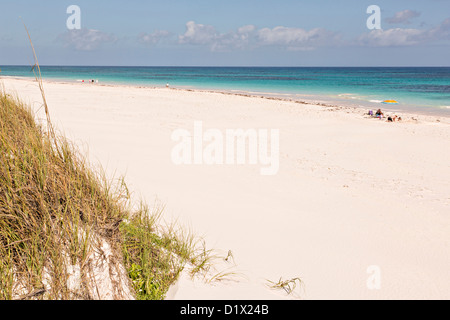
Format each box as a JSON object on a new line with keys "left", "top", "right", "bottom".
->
{"left": 81, "top": 79, "right": 98, "bottom": 84}
{"left": 368, "top": 109, "right": 402, "bottom": 122}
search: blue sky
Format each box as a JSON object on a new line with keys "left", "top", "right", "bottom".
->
{"left": 1, "top": 0, "right": 449, "bottom": 66}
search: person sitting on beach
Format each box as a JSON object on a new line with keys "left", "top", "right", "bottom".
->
{"left": 368, "top": 110, "right": 374, "bottom": 117}
{"left": 375, "top": 109, "right": 384, "bottom": 119}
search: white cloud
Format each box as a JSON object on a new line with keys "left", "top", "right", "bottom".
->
{"left": 178, "top": 21, "right": 339, "bottom": 52}
{"left": 57, "top": 28, "right": 116, "bottom": 51}
{"left": 147, "top": 17, "right": 450, "bottom": 52}
{"left": 386, "top": 10, "right": 421, "bottom": 25}
{"left": 428, "top": 18, "right": 450, "bottom": 40}
{"left": 212, "top": 25, "right": 257, "bottom": 51}
{"left": 257, "top": 26, "right": 340, "bottom": 49}
{"left": 138, "top": 30, "right": 172, "bottom": 45}
{"left": 178, "top": 21, "right": 218, "bottom": 45}
{"left": 238, "top": 25, "right": 256, "bottom": 35}
{"left": 178, "top": 21, "right": 257, "bottom": 52}
{"left": 359, "top": 18, "right": 450, "bottom": 47}
{"left": 359, "top": 28, "right": 424, "bottom": 47}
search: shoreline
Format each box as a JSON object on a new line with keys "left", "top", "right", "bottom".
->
{"left": 2, "top": 75, "right": 450, "bottom": 125}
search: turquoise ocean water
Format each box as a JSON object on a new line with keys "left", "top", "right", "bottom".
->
{"left": 1, "top": 66, "right": 449, "bottom": 116}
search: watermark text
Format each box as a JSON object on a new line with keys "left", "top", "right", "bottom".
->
{"left": 171, "top": 121, "right": 280, "bottom": 176}
{"left": 66, "top": 5, "right": 81, "bottom": 30}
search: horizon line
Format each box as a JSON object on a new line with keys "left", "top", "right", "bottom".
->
{"left": 2, "top": 65, "right": 450, "bottom": 68}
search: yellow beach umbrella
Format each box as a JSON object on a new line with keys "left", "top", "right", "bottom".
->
{"left": 382, "top": 99, "right": 399, "bottom": 104}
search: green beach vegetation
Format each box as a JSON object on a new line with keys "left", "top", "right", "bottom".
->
{"left": 0, "top": 87, "right": 219, "bottom": 300}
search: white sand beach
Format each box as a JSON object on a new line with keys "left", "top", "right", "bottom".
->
{"left": 2, "top": 77, "right": 450, "bottom": 300}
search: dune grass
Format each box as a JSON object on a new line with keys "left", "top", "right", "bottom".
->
{"left": 0, "top": 86, "right": 216, "bottom": 300}
{"left": 266, "top": 277, "right": 304, "bottom": 296}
